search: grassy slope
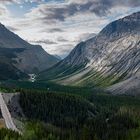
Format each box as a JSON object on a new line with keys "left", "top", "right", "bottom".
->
{"left": 38, "top": 62, "right": 85, "bottom": 81}
{"left": 38, "top": 61, "right": 126, "bottom": 88}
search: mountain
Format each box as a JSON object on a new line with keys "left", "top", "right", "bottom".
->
{"left": 53, "top": 55, "right": 62, "bottom": 60}
{"left": 0, "top": 23, "right": 59, "bottom": 74}
{"left": 107, "top": 72, "right": 140, "bottom": 96}
{"left": 38, "top": 12, "right": 140, "bottom": 89}
{"left": 0, "top": 60, "right": 28, "bottom": 80}
{"left": 0, "top": 48, "right": 28, "bottom": 80}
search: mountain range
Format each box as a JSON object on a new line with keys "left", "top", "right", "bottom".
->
{"left": 0, "top": 23, "right": 59, "bottom": 80}
{"left": 0, "top": 10, "right": 140, "bottom": 140}
{"left": 38, "top": 12, "right": 140, "bottom": 94}
{"left": 0, "top": 11, "right": 139, "bottom": 95}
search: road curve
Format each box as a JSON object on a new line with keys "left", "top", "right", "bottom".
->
{"left": 0, "top": 93, "right": 20, "bottom": 133}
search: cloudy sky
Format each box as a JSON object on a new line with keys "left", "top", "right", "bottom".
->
{"left": 0, "top": 0, "right": 140, "bottom": 58}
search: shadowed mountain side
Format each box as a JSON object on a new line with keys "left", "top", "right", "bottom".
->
{"left": 0, "top": 23, "right": 59, "bottom": 74}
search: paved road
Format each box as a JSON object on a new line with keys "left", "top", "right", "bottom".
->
{"left": 0, "top": 93, "right": 19, "bottom": 133}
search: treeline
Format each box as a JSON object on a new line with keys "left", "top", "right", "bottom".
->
{"left": 0, "top": 84, "right": 140, "bottom": 140}
{"left": 1, "top": 80, "right": 103, "bottom": 97}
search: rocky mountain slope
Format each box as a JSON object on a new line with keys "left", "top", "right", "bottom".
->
{"left": 38, "top": 12, "right": 140, "bottom": 90}
{"left": 0, "top": 23, "right": 59, "bottom": 74}
{"left": 0, "top": 48, "right": 28, "bottom": 80}
{"left": 107, "top": 72, "right": 140, "bottom": 96}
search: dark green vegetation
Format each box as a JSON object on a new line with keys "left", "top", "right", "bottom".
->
{"left": 0, "top": 122, "right": 60, "bottom": 140}
{"left": 1, "top": 82, "right": 140, "bottom": 140}
{"left": 1, "top": 80, "right": 101, "bottom": 97}
{"left": 0, "top": 129, "right": 20, "bottom": 140}
{"left": 0, "top": 81, "right": 140, "bottom": 140}
{"left": 20, "top": 91, "right": 96, "bottom": 128}
{"left": 0, "top": 48, "right": 28, "bottom": 80}
{"left": 19, "top": 91, "right": 140, "bottom": 140}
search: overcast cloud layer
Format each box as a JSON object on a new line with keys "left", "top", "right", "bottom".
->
{"left": 0, "top": 0, "right": 140, "bottom": 57}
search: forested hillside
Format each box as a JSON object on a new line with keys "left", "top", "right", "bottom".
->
{"left": 11, "top": 89, "right": 140, "bottom": 140}
{"left": 0, "top": 81, "right": 140, "bottom": 140}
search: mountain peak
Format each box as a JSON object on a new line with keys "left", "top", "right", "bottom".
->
{"left": 0, "top": 22, "right": 4, "bottom": 26}
{"left": 38, "top": 11, "right": 140, "bottom": 88}
{"left": 123, "top": 11, "right": 140, "bottom": 20}
{"left": 0, "top": 23, "right": 7, "bottom": 30}
{"left": 99, "top": 11, "right": 140, "bottom": 39}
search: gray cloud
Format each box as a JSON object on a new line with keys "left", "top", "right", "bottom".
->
{"left": 47, "top": 28, "right": 64, "bottom": 33}
{"left": 57, "top": 37, "right": 69, "bottom": 42}
{"left": 6, "top": 26, "right": 19, "bottom": 31}
{"left": 50, "top": 43, "right": 74, "bottom": 58}
{"left": 76, "top": 33, "right": 96, "bottom": 42}
{"left": 30, "top": 0, "right": 140, "bottom": 23}
{"left": 0, "top": 0, "right": 43, "bottom": 3}
{"left": 1, "top": 0, "right": 139, "bottom": 58}
{"left": 30, "top": 39, "right": 57, "bottom": 45}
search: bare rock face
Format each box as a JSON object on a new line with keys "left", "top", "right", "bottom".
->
{"left": 84, "top": 12, "right": 140, "bottom": 77}
{"left": 0, "top": 23, "right": 59, "bottom": 74}
{"left": 62, "top": 12, "right": 140, "bottom": 78}
{"left": 107, "top": 73, "right": 140, "bottom": 95}
{"left": 39, "top": 12, "right": 140, "bottom": 93}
